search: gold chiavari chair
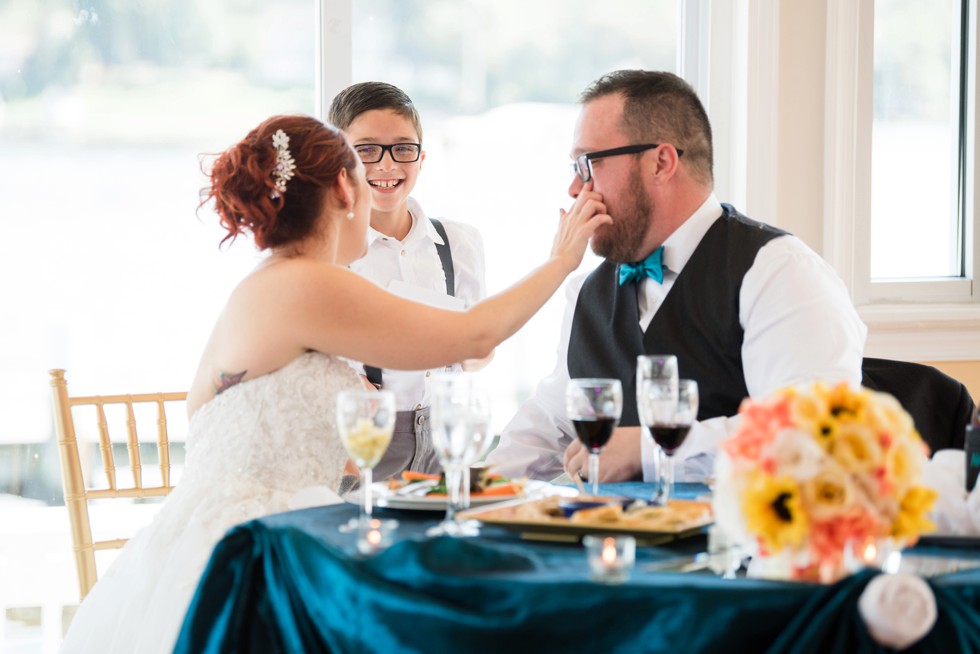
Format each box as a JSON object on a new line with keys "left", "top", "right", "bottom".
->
{"left": 49, "top": 369, "right": 187, "bottom": 600}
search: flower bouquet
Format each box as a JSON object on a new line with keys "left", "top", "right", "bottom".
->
{"left": 713, "top": 381, "right": 937, "bottom": 582}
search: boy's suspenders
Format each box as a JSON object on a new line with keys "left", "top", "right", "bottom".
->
{"left": 365, "top": 218, "right": 454, "bottom": 387}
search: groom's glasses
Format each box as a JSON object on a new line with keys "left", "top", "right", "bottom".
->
{"left": 570, "top": 143, "right": 684, "bottom": 183}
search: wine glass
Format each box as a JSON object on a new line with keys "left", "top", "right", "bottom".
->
{"left": 636, "top": 355, "right": 679, "bottom": 503}
{"left": 636, "top": 354, "right": 679, "bottom": 420}
{"left": 460, "top": 388, "right": 492, "bottom": 511}
{"left": 336, "top": 389, "right": 396, "bottom": 531}
{"left": 565, "top": 378, "right": 623, "bottom": 496}
{"left": 707, "top": 525, "right": 742, "bottom": 579}
{"left": 642, "top": 379, "right": 698, "bottom": 504}
{"left": 427, "top": 374, "right": 483, "bottom": 537}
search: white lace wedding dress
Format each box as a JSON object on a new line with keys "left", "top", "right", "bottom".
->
{"left": 60, "top": 351, "right": 359, "bottom": 653}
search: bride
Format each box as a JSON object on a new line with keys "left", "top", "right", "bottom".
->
{"left": 59, "top": 114, "right": 609, "bottom": 652}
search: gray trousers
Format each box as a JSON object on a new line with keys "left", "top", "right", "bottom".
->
{"left": 373, "top": 407, "right": 442, "bottom": 481}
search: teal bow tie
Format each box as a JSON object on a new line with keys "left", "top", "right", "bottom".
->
{"left": 618, "top": 246, "right": 666, "bottom": 285}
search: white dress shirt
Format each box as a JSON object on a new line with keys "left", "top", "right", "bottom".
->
{"left": 349, "top": 197, "right": 487, "bottom": 411}
{"left": 487, "top": 193, "right": 867, "bottom": 481}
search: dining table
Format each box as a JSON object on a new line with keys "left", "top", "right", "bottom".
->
{"left": 173, "top": 482, "right": 980, "bottom": 653}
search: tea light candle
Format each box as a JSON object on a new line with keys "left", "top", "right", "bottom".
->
{"left": 583, "top": 535, "right": 636, "bottom": 584}
{"left": 357, "top": 518, "right": 398, "bottom": 555}
{"left": 845, "top": 537, "right": 900, "bottom": 574}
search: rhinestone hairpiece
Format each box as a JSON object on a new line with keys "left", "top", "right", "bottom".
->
{"left": 270, "top": 129, "right": 297, "bottom": 199}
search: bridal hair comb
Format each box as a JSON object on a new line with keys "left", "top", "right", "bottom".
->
{"left": 270, "top": 129, "right": 297, "bottom": 198}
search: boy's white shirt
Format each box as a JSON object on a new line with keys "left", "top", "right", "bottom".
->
{"left": 348, "top": 197, "right": 486, "bottom": 411}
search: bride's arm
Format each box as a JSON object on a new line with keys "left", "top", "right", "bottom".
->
{"left": 299, "top": 188, "right": 609, "bottom": 371}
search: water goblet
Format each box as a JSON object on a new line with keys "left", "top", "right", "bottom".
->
{"left": 427, "top": 374, "right": 483, "bottom": 537}
{"left": 707, "top": 525, "right": 742, "bottom": 579}
{"left": 636, "top": 354, "right": 679, "bottom": 424}
{"left": 337, "top": 389, "right": 396, "bottom": 531}
{"left": 565, "top": 378, "right": 623, "bottom": 496}
{"left": 460, "top": 388, "right": 492, "bottom": 510}
{"left": 642, "top": 379, "right": 698, "bottom": 505}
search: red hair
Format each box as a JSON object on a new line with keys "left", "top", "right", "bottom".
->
{"left": 201, "top": 115, "right": 358, "bottom": 249}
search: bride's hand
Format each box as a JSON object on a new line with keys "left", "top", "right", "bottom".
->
{"left": 550, "top": 181, "right": 611, "bottom": 272}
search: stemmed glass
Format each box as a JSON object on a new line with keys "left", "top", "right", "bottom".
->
{"left": 565, "top": 378, "right": 623, "bottom": 496}
{"left": 427, "top": 374, "right": 483, "bottom": 537}
{"left": 642, "top": 379, "right": 698, "bottom": 505}
{"left": 336, "top": 389, "right": 396, "bottom": 531}
{"left": 460, "top": 388, "right": 492, "bottom": 511}
{"left": 636, "top": 355, "right": 679, "bottom": 503}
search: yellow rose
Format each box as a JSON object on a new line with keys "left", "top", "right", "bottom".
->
{"left": 829, "top": 422, "right": 882, "bottom": 472}
{"left": 802, "top": 466, "right": 855, "bottom": 520}
{"left": 891, "top": 486, "right": 938, "bottom": 543}
{"left": 885, "top": 438, "right": 925, "bottom": 489}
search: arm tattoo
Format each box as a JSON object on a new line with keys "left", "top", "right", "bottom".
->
{"left": 213, "top": 370, "right": 247, "bottom": 395}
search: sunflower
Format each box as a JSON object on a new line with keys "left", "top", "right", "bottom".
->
{"left": 742, "top": 474, "right": 808, "bottom": 553}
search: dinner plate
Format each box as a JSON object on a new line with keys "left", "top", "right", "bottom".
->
{"left": 359, "top": 480, "right": 577, "bottom": 511}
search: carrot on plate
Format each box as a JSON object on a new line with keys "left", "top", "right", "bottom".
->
{"left": 401, "top": 471, "right": 441, "bottom": 482}
{"left": 475, "top": 482, "right": 522, "bottom": 497}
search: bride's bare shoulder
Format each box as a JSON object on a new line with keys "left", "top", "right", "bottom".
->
{"left": 232, "top": 258, "right": 361, "bottom": 297}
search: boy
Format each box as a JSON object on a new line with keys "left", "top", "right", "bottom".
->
{"left": 329, "top": 82, "right": 489, "bottom": 480}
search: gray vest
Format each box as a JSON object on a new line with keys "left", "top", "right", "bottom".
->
{"left": 567, "top": 204, "right": 786, "bottom": 426}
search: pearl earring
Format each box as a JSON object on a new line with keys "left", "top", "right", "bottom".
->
{"left": 346, "top": 210, "right": 355, "bottom": 221}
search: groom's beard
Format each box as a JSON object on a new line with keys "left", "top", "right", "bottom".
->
{"left": 590, "top": 166, "right": 653, "bottom": 264}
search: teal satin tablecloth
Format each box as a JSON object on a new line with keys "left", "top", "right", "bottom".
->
{"left": 174, "top": 483, "right": 980, "bottom": 653}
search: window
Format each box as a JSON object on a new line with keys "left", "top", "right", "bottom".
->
{"left": 871, "top": 0, "right": 969, "bottom": 282}
{"left": 348, "top": 0, "right": 680, "bottom": 430}
{"left": 1, "top": 1, "right": 686, "bottom": 645}
{"left": 824, "top": 0, "right": 980, "bottom": 361}
{"left": 0, "top": 0, "right": 316, "bottom": 646}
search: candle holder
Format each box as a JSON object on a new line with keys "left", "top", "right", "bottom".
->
{"left": 844, "top": 536, "right": 901, "bottom": 574}
{"left": 356, "top": 518, "right": 399, "bottom": 555}
{"left": 583, "top": 534, "right": 635, "bottom": 584}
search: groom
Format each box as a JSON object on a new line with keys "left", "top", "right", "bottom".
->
{"left": 487, "top": 70, "right": 867, "bottom": 483}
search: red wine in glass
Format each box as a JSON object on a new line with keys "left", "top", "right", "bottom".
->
{"left": 572, "top": 417, "right": 617, "bottom": 452}
{"left": 566, "top": 378, "right": 623, "bottom": 496}
{"left": 649, "top": 423, "right": 692, "bottom": 455}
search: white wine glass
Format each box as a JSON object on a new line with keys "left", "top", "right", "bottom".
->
{"left": 565, "top": 378, "right": 623, "bottom": 496}
{"left": 427, "top": 374, "right": 482, "bottom": 537}
{"left": 337, "top": 389, "right": 396, "bottom": 531}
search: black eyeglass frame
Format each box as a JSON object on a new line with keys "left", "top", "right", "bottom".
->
{"left": 354, "top": 143, "right": 423, "bottom": 164}
{"left": 571, "top": 143, "right": 684, "bottom": 183}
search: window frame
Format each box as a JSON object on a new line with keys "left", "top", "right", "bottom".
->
{"left": 824, "top": 0, "right": 980, "bottom": 361}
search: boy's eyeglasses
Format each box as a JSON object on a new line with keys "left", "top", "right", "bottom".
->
{"left": 355, "top": 143, "right": 422, "bottom": 164}
{"left": 570, "top": 143, "right": 684, "bottom": 183}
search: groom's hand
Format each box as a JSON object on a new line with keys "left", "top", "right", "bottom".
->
{"left": 563, "top": 426, "right": 643, "bottom": 483}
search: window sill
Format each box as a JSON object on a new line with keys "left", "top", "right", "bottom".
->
{"left": 858, "top": 303, "right": 980, "bottom": 361}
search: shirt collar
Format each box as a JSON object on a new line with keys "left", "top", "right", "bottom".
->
{"left": 659, "top": 193, "right": 723, "bottom": 275}
{"left": 364, "top": 197, "right": 444, "bottom": 247}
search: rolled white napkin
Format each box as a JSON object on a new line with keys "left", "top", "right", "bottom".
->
{"left": 922, "top": 449, "right": 979, "bottom": 536}
{"left": 858, "top": 572, "right": 937, "bottom": 649}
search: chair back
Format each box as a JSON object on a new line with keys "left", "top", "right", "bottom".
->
{"left": 49, "top": 369, "right": 187, "bottom": 600}
{"left": 861, "top": 357, "right": 976, "bottom": 453}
